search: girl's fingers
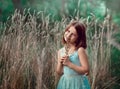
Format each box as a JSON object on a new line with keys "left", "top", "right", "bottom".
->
{"left": 59, "top": 59, "right": 64, "bottom": 64}
{"left": 62, "top": 56, "right": 69, "bottom": 59}
{"left": 60, "top": 60, "right": 63, "bottom": 63}
{"left": 62, "top": 56, "right": 66, "bottom": 58}
{"left": 61, "top": 58, "right": 65, "bottom": 60}
{"left": 60, "top": 56, "right": 69, "bottom": 64}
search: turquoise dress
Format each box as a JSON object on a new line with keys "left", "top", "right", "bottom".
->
{"left": 57, "top": 48, "right": 91, "bottom": 89}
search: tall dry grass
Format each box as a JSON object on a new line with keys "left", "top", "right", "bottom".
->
{"left": 0, "top": 10, "right": 119, "bottom": 89}
{"left": 86, "top": 14, "right": 119, "bottom": 89}
{"left": 0, "top": 9, "right": 61, "bottom": 89}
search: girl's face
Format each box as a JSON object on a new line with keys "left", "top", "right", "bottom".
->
{"left": 64, "top": 26, "right": 78, "bottom": 44}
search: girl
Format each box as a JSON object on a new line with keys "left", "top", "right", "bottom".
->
{"left": 56, "top": 21, "right": 91, "bottom": 89}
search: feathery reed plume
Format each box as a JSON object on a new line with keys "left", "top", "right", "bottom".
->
{"left": 65, "top": 44, "right": 69, "bottom": 56}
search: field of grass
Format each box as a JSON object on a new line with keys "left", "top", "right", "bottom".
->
{"left": 0, "top": 10, "right": 119, "bottom": 89}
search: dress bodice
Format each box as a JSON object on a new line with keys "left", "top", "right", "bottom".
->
{"left": 60, "top": 47, "right": 81, "bottom": 75}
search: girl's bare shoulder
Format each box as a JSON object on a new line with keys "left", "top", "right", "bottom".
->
{"left": 78, "top": 47, "right": 86, "bottom": 54}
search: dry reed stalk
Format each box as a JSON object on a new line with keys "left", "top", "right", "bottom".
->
{"left": 65, "top": 44, "right": 69, "bottom": 56}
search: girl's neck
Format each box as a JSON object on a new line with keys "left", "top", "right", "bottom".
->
{"left": 65, "top": 43, "right": 77, "bottom": 50}
{"left": 64, "top": 43, "right": 77, "bottom": 56}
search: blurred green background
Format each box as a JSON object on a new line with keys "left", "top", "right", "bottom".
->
{"left": 0, "top": 0, "right": 120, "bottom": 88}
{"left": 0, "top": 0, "right": 120, "bottom": 24}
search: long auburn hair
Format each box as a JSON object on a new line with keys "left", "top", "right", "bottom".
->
{"left": 62, "top": 21, "right": 87, "bottom": 49}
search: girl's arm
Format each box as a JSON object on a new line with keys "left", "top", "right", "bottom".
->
{"left": 63, "top": 47, "right": 89, "bottom": 75}
{"left": 56, "top": 50, "right": 64, "bottom": 75}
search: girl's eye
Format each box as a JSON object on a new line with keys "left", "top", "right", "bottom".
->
{"left": 67, "top": 30, "right": 70, "bottom": 33}
{"left": 72, "top": 33, "right": 76, "bottom": 37}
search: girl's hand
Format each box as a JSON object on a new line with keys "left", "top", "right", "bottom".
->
{"left": 62, "top": 55, "right": 71, "bottom": 66}
{"left": 58, "top": 55, "right": 67, "bottom": 64}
